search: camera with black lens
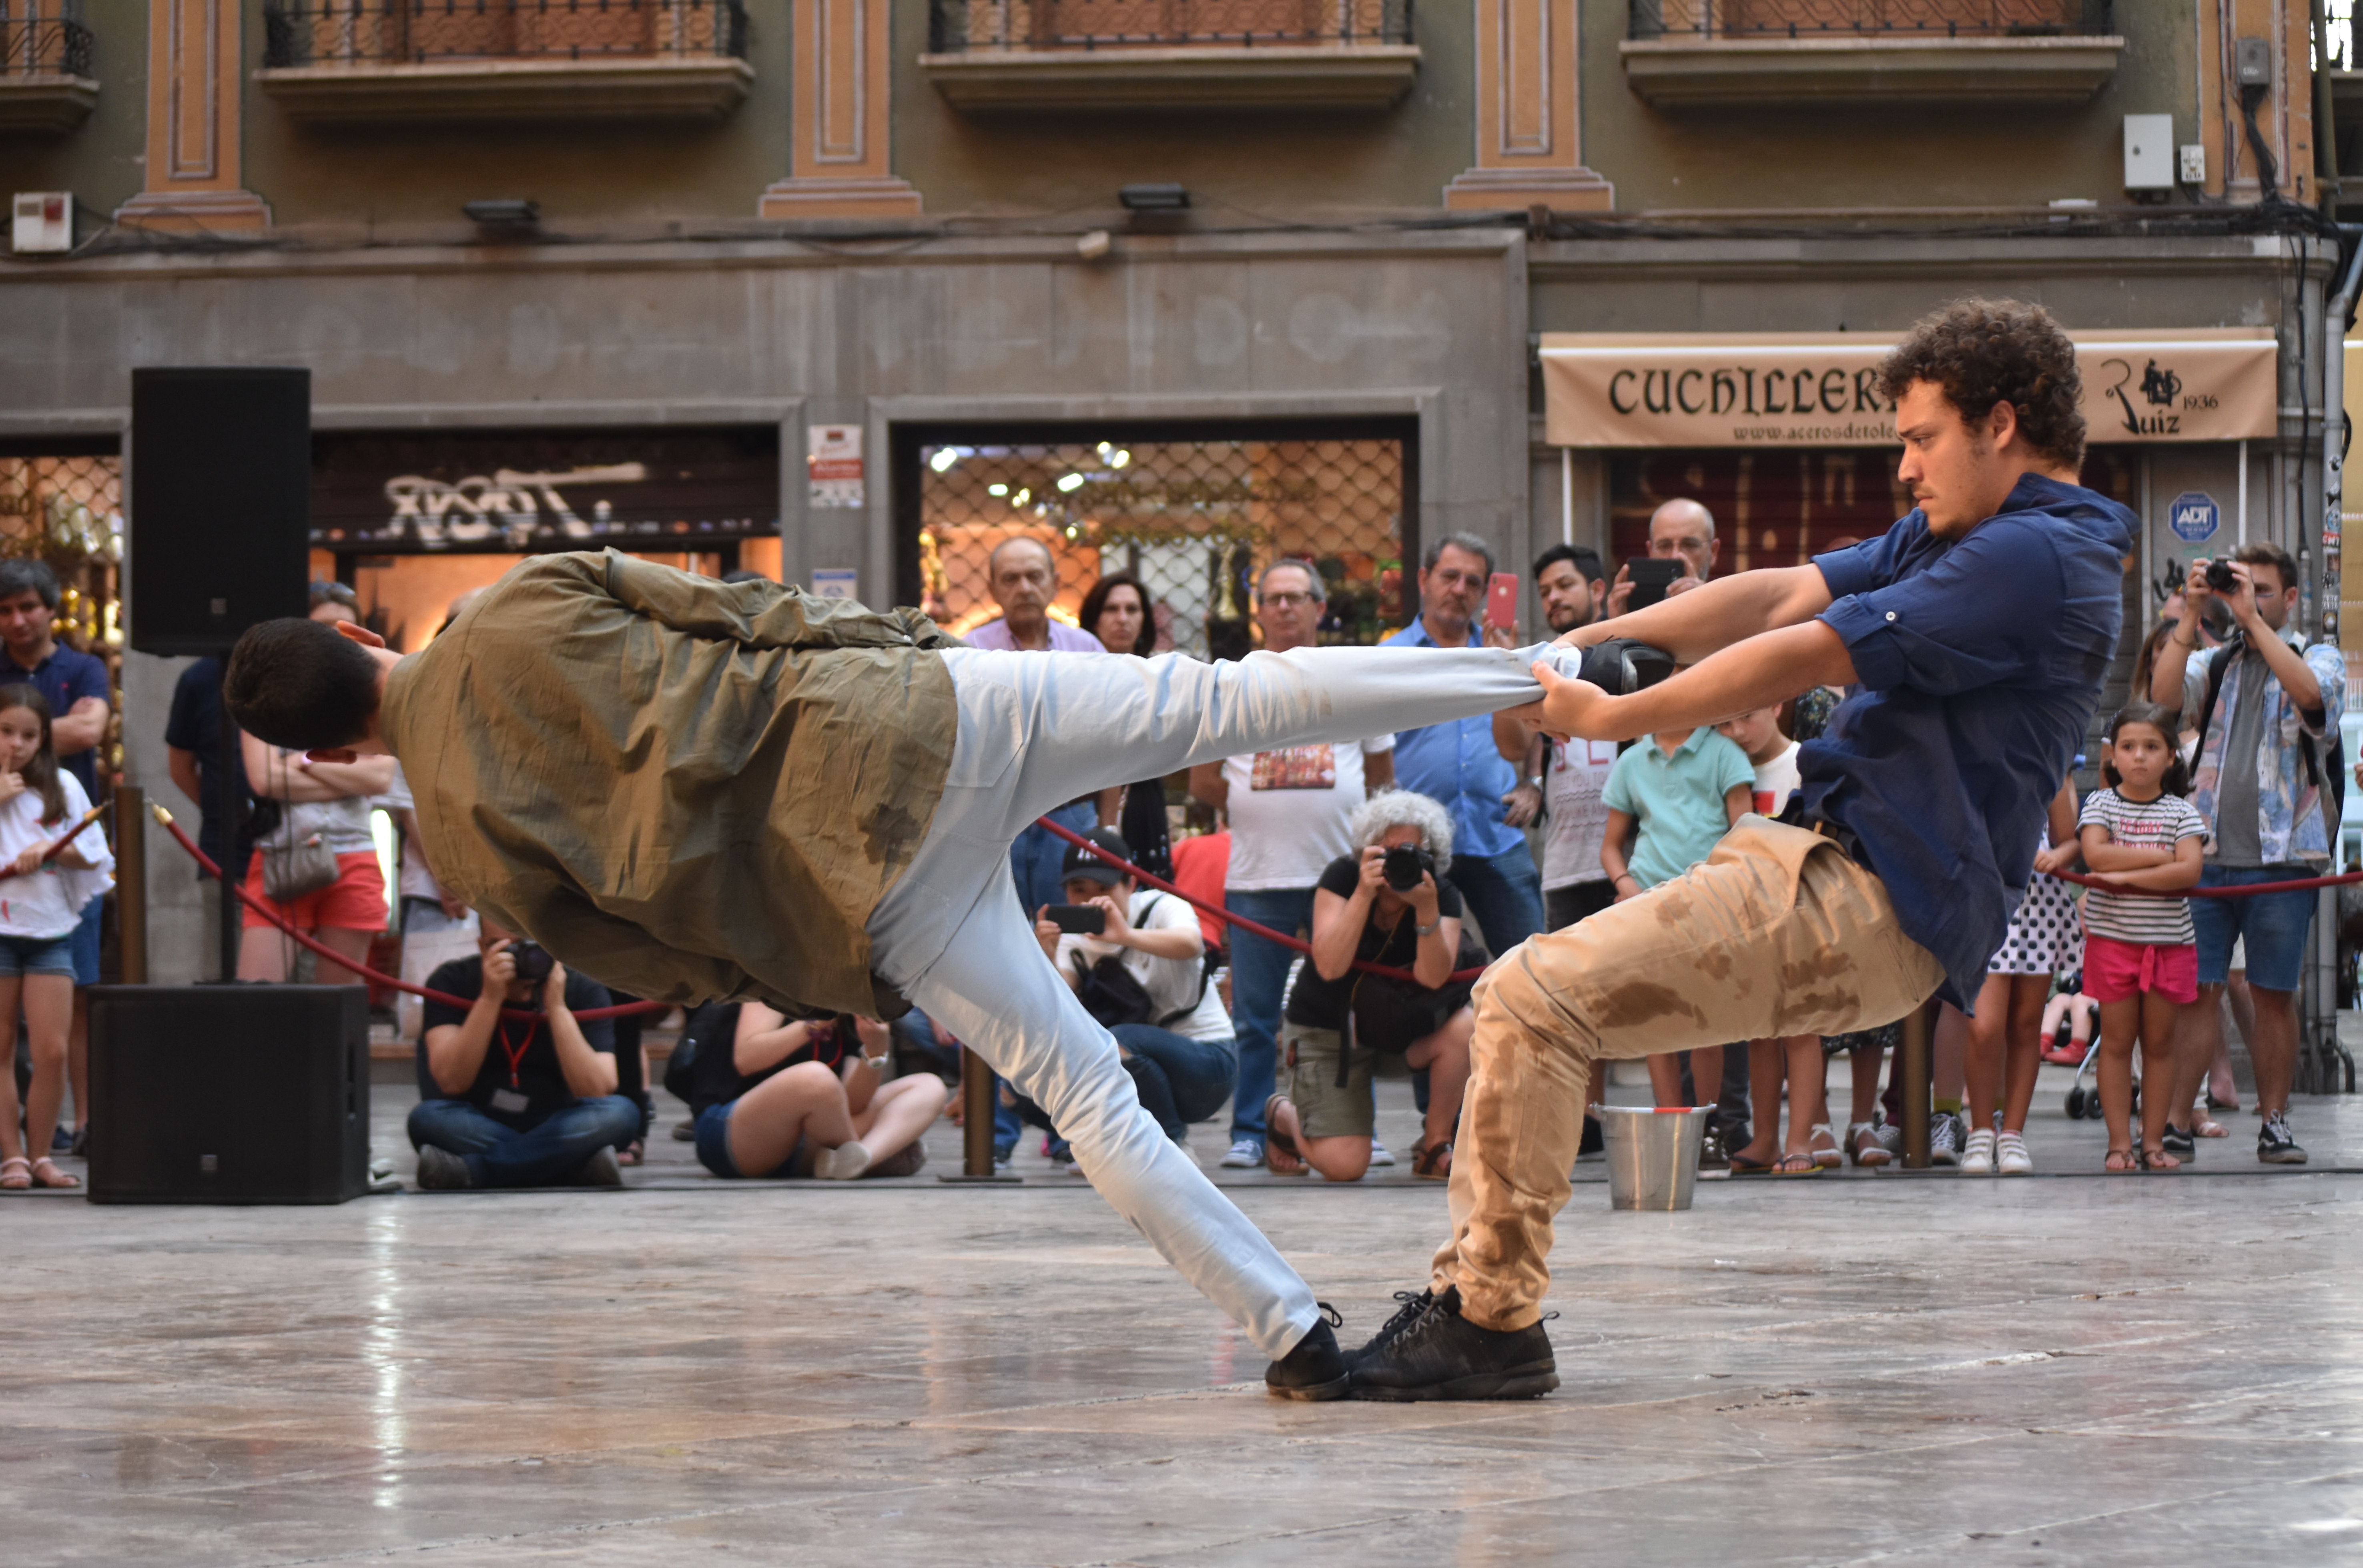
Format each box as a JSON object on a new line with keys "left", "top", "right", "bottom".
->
{"left": 508, "top": 939, "right": 556, "bottom": 987}
{"left": 1382, "top": 844, "right": 1436, "bottom": 892}
{"left": 2203, "top": 557, "right": 2239, "bottom": 593}
{"left": 1574, "top": 636, "right": 1676, "bottom": 697}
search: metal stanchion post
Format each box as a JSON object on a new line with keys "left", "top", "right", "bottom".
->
{"left": 114, "top": 784, "right": 145, "bottom": 984}
{"left": 939, "top": 1046, "right": 1020, "bottom": 1183}
{"left": 1900, "top": 998, "right": 1935, "bottom": 1169}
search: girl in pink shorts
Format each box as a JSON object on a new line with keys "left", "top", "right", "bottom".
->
{"left": 2075, "top": 702, "right": 2207, "bottom": 1172}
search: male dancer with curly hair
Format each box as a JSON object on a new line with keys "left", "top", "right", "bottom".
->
{"left": 1350, "top": 297, "right": 2137, "bottom": 1400}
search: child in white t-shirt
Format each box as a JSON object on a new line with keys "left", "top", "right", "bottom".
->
{"left": 1715, "top": 705, "right": 1828, "bottom": 1175}
{"left": 0, "top": 686, "right": 112, "bottom": 1191}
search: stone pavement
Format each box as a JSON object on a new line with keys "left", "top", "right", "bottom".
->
{"left": 8, "top": 1073, "right": 2363, "bottom": 1564}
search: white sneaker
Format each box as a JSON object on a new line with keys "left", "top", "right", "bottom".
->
{"left": 1959, "top": 1127, "right": 1996, "bottom": 1175}
{"left": 1996, "top": 1131, "right": 2034, "bottom": 1176}
{"left": 1368, "top": 1139, "right": 1396, "bottom": 1168}
{"left": 1929, "top": 1112, "right": 1962, "bottom": 1167}
{"left": 1220, "top": 1138, "right": 1263, "bottom": 1169}
{"left": 813, "top": 1140, "right": 872, "bottom": 1180}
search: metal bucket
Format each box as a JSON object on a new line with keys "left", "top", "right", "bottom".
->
{"left": 1595, "top": 1104, "right": 1709, "bottom": 1211}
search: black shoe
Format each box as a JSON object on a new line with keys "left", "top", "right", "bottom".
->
{"left": 670, "top": 1117, "right": 696, "bottom": 1143}
{"left": 2160, "top": 1123, "right": 2197, "bottom": 1159}
{"left": 2258, "top": 1111, "right": 2309, "bottom": 1165}
{"left": 414, "top": 1145, "right": 472, "bottom": 1191}
{"left": 1349, "top": 1285, "right": 1558, "bottom": 1402}
{"left": 1349, "top": 1289, "right": 1434, "bottom": 1371}
{"left": 1265, "top": 1305, "right": 1350, "bottom": 1401}
{"left": 1577, "top": 1116, "right": 1604, "bottom": 1158}
{"left": 575, "top": 1147, "right": 625, "bottom": 1188}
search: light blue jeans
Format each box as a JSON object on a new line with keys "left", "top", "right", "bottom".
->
{"left": 865, "top": 642, "right": 1555, "bottom": 1359}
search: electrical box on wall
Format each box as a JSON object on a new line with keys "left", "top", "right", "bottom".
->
{"left": 2124, "top": 115, "right": 2174, "bottom": 191}
{"left": 11, "top": 192, "right": 70, "bottom": 254}
{"left": 2179, "top": 144, "right": 2207, "bottom": 185}
{"left": 2234, "top": 36, "right": 2273, "bottom": 88}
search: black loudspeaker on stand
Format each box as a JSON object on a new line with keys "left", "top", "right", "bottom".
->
{"left": 86, "top": 986, "right": 370, "bottom": 1204}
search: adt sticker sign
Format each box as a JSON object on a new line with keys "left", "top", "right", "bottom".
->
{"left": 2168, "top": 490, "right": 2221, "bottom": 545}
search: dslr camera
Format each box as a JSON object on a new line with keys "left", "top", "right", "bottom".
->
{"left": 507, "top": 939, "right": 556, "bottom": 986}
{"left": 1382, "top": 843, "right": 1436, "bottom": 892}
{"left": 2203, "top": 557, "right": 2239, "bottom": 593}
{"left": 1573, "top": 636, "right": 1676, "bottom": 698}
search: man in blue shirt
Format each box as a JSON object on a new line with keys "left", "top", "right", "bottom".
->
{"left": 1352, "top": 299, "right": 2133, "bottom": 1402}
{"left": 1384, "top": 534, "right": 1546, "bottom": 960}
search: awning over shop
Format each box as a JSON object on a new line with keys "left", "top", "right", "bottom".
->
{"left": 1541, "top": 329, "right": 2278, "bottom": 449}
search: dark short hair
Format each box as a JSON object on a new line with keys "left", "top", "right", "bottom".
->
{"left": 1878, "top": 298, "right": 2085, "bottom": 471}
{"left": 2233, "top": 541, "right": 2301, "bottom": 596}
{"left": 0, "top": 558, "right": 60, "bottom": 611}
{"left": 223, "top": 617, "right": 385, "bottom": 751}
{"left": 1533, "top": 543, "right": 1603, "bottom": 583}
{"left": 1422, "top": 531, "right": 1494, "bottom": 577}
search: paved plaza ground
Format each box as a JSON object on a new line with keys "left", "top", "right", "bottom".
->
{"left": 9, "top": 1062, "right": 2363, "bottom": 1565}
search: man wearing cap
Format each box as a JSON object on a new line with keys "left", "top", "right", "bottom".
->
{"left": 1023, "top": 828, "right": 1238, "bottom": 1164}
{"left": 220, "top": 549, "right": 1561, "bottom": 1400}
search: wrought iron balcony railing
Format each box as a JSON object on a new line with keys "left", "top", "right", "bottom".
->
{"left": 929, "top": 0, "right": 1411, "bottom": 52}
{"left": 1629, "top": 0, "right": 2112, "bottom": 38}
{"left": 261, "top": 0, "right": 746, "bottom": 68}
{"left": 1, "top": 17, "right": 95, "bottom": 76}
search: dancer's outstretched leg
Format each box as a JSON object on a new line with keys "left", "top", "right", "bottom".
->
{"left": 893, "top": 861, "right": 1322, "bottom": 1364}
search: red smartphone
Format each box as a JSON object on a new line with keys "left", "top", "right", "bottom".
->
{"left": 1485, "top": 572, "right": 1520, "bottom": 635}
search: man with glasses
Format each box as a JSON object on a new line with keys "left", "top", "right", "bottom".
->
{"left": 1189, "top": 560, "right": 1396, "bottom": 1169}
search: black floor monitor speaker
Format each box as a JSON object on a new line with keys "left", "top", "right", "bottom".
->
{"left": 86, "top": 985, "right": 370, "bottom": 1204}
{"left": 128, "top": 367, "right": 312, "bottom": 656}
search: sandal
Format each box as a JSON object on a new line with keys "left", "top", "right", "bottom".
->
{"left": 1725, "top": 1149, "right": 1779, "bottom": 1176}
{"left": 1261, "top": 1095, "right": 1308, "bottom": 1175}
{"left": 616, "top": 1139, "right": 645, "bottom": 1167}
{"left": 1769, "top": 1151, "right": 1822, "bottom": 1177}
{"left": 1848, "top": 1121, "right": 1891, "bottom": 1168}
{"left": 2139, "top": 1145, "right": 2181, "bottom": 1172}
{"left": 0, "top": 1156, "right": 28, "bottom": 1190}
{"left": 1807, "top": 1123, "right": 1843, "bottom": 1169}
{"left": 2104, "top": 1147, "right": 2136, "bottom": 1173}
{"left": 28, "top": 1157, "right": 78, "bottom": 1189}
{"left": 1410, "top": 1138, "right": 1452, "bottom": 1181}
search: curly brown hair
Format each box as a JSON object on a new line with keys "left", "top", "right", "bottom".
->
{"left": 1877, "top": 297, "right": 2084, "bottom": 471}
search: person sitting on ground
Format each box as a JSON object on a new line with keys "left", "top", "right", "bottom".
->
{"left": 1598, "top": 721, "right": 1754, "bottom": 1131}
{"left": 0, "top": 685, "right": 110, "bottom": 1190}
{"left": 1033, "top": 828, "right": 1238, "bottom": 1156}
{"left": 1267, "top": 789, "right": 1476, "bottom": 1183}
{"left": 686, "top": 1001, "right": 945, "bottom": 1181}
{"left": 409, "top": 923, "right": 642, "bottom": 1190}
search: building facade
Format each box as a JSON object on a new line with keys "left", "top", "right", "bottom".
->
{"left": 0, "top": 0, "right": 2346, "bottom": 979}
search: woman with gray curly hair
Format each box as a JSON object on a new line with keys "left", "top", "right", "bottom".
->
{"left": 1264, "top": 788, "right": 1476, "bottom": 1182}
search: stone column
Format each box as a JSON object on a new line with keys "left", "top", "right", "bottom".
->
{"left": 115, "top": 0, "right": 271, "bottom": 231}
{"left": 758, "top": 0, "right": 923, "bottom": 217}
{"left": 1442, "top": 0, "right": 1610, "bottom": 213}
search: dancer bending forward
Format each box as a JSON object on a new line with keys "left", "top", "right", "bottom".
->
{"left": 223, "top": 550, "right": 1556, "bottom": 1398}
{"left": 1347, "top": 298, "right": 2134, "bottom": 1400}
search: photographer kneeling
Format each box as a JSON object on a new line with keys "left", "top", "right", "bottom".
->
{"left": 1033, "top": 828, "right": 1240, "bottom": 1157}
{"left": 686, "top": 1002, "right": 946, "bottom": 1180}
{"left": 409, "top": 923, "right": 642, "bottom": 1190}
{"left": 1268, "top": 789, "right": 1478, "bottom": 1182}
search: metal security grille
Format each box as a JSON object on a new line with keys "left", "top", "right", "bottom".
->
{"left": 1629, "top": 0, "right": 2110, "bottom": 37}
{"left": 903, "top": 425, "right": 1414, "bottom": 661}
{"left": 0, "top": 450, "right": 126, "bottom": 783}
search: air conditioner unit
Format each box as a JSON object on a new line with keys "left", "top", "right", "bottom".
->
{"left": 12, "top": 192, "right": 71, "bottom": 254}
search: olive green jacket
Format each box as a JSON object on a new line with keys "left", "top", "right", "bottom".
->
{"left": 381, "top": 549, "right": 958, "bottom": 1018}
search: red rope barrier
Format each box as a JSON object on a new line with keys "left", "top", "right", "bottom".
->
{"left": 1033, "top": 814, "right": 1488, "bottom": 985}
{"left": 2048, "top": 864, "right": 2363, "bottom": 899}
{"left": 149, "top": 806, "right": 669, "bottom": 1024}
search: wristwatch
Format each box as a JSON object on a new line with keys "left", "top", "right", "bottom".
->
{"left": 1528, "top": 775, "right": 1544, "bottom": 791}
{"left": 1415, "top": 920, "right": 1439, "bottom": 936}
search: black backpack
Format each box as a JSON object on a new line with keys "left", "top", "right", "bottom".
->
{"left": 1066, "top": 895, "right": 1208, "bottom": 1031}
{"left": 2190, "top": 632, "right": 2345, "bottom": 834}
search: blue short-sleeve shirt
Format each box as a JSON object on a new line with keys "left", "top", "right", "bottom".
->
{"left": 1382, "top": 619, "right": 1525, "bottom": 862}
{"left": 1799, "top": 473, "right": 2134, "bottom": 1009}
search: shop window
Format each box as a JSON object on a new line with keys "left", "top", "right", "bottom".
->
{"left": 0, "top": 446, "right": 122, "bottom": 787}
{"left": 899, "top": 423, "right": 1414, "bottom": 662}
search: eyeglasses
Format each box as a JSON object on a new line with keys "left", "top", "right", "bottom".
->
{"left": 1259, "top": 591, "right": 1316, "bottom": 608}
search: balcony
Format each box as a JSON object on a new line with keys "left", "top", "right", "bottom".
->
{"left": 920, "top": 0, "right": 1418, "bottom": 112}
{"left": 1622, "top": 0, "right": 2122, "bottom": 107}
{"left": 0, "top": 19, "right": 98, "bottom": 133}
{"left": 256, "top": 0, "right": 752, "bottom": 122}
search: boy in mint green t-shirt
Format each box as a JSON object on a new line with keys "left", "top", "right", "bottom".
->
{"left": 1599, "top": 726, "right": 1756, "bottom": 1111}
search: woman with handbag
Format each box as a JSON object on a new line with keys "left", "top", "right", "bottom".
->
{"left": 1266, "top": 790, "right": 1478, "bottom": 1182}
{"left": 237, "top": 585, "right": 395, "bottom": 984}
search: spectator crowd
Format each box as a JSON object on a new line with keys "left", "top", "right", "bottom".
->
{"left": 19, "top": 513, "right": 2343, "bottom": 1191}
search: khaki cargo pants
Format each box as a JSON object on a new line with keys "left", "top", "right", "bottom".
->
{"left": 1430, "top": 816, "right": 1944, "bottom": 1331}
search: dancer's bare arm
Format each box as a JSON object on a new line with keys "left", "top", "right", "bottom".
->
{"left": 1518, "top": 621, "right": 1859, "bottom": 745}
{"left": 1557, "top": 563, "right": 1834, "bottom": 664}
